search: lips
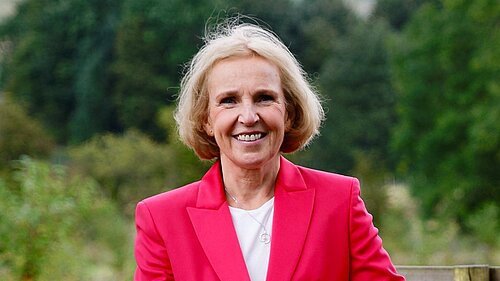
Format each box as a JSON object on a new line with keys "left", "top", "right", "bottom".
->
{"left": 235, "top": 133, "right": 265, "bottom": 141}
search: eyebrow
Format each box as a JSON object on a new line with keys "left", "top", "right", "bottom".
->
{"left": 214, "top": 88, "right": 280, "bottom": 98}
{"left": 254, "top": 89, "right": 279, "bottom": 96}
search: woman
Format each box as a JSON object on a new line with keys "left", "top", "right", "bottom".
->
{"left": 134, "top": 22, "right": 405, "bottom": 281}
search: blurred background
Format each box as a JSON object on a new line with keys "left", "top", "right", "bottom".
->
{"left": 0, "top": 0, "right": 498, "bottom": 279}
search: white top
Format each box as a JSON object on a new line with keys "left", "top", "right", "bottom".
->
{"left": 229, "top": 197, "right": 275, "bottom": 281}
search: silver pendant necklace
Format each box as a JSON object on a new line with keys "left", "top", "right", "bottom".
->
{"left": 225, "top": 188, "right": 273, "bottom": 245}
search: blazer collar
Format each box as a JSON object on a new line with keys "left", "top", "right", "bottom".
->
{"left": 267, "top": 156, "right": 315, "bottom": 280}
{"left": 187, "top": 156, "right": 315, "bottom": 281}
{"left": 187, "top": 161, "right": 250, "bottom": 281}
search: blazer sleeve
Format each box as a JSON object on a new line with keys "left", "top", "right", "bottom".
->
{"left": 134, "top": 201, "right": 175, "bottom": 281}
{"left": 348, "top": 178, "right": 406, "bottom": 281}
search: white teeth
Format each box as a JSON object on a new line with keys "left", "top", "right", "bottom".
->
{"left": 237, "top": 133, "right": 262, "bottom": 141}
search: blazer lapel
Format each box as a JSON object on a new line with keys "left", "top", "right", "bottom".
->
{"left": 187, "top": 161, "right": 250, "bottom": 281}
{"left": 266, "top": 156, "right": 315, "bottom": 280}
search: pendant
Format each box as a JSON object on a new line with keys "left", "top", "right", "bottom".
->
{"left": 259, "top": 233, "right": 271, "bottom": 244}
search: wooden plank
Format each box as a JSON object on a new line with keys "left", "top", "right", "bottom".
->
{"left": 491, "top": 267, "right": 500, "bottom": 281}
{"left": 454, "top": 265, "right": 489, "bottom": 281}
{"left": 397, "top": 265, "right": 500, "bottom": 281}
{"left": 397, "top": 266, "right": 455, "bottom": 281}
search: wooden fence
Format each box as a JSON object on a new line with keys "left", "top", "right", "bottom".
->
{"left": 397, "top": 265, "right": 500, "bottom": 281}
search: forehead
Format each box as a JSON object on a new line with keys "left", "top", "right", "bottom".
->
{"left": 206, "top": 55, "right": 282, "bottom": 93}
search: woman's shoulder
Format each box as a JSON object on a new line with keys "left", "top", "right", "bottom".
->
{"left": 293, "top": 164, "right": 360, "bottom": 209}
{"left": 138, "top": 181, "right": 201, "bottom": 212}
{"left": 293, "top": 164, "right": 360, "bottom": 199}
{"left": 297, "top": 165, "right": 357, "bottom": 186}
{"left": 281, "top": 157, "right": 357, "bottom": 189}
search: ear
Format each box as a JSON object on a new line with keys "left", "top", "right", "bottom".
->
{"left": 204, "top": 121, "right": 214, "bottom": 136}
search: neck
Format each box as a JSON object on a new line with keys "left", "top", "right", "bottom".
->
{"left": 220, "top": 155, "right": 280, "bottom": 210}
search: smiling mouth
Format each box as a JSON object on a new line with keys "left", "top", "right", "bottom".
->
{"left": 235, "top": 133, "right": 264, "bottom": 141}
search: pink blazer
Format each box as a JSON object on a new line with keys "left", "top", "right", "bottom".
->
{"left": 134, "top": 156, "right": 405, "bottom": 281}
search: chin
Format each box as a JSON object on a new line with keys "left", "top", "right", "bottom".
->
{"left": 232, "top": 153, "right": 280, "bottom": 170}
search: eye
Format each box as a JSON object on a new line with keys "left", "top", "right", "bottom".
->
{"left": 219, "top": 96, "right": 236, "bottom": 104}
{"left": 257, "top": 94, "right": 275, "bottom": 103}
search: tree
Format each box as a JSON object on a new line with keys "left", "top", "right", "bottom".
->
{"left": 294, "top": 0, "right": 355, "bottom": 74}
{"left": 111, "top": 0, "right": 230, "bottom": 140}
{"left": 389, "top": 0, "right": 500, "bottom": 224}
{"left": 0, "top": 0, "right": 121, "bottom": 143}
{"left": 224, "top": 0, "right": 300, "bottom": 52}
{"left": 303, "top": 19, "right": 396, "bottom": 174}
{"left": 372, "top": 0, "right": 440, "bottom": 30}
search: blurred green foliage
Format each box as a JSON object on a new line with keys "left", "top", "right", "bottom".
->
{"left": 156, "top": 105, "right": 213, "bottom": 184}
{"left": 0, "top": 0, "right": 498, "bottom": 277}
{"left": 0, "top": 97, "right": 54, "bottom": 171}
{"left": 69, "top": 129, "right": 176, "bottom": 216}
{"left": 302, "top": 18, "right": 396, "bottom": 173}
{"left": 112, "top": 0, "right": 235, "bottom": 140}
{"left": 0, "top": 157, "right": 131, "bottom": 280}
{"left": 68, "top": 127, "right": 210, "bottom": 216}
{"left": 389, "top": 0, "right": 500, "bottom": 225}
{"left": 373, "top": 0, "right": 439, "bottom": 30}
{"left": 381, "top": 184, "right": 499, "bottom": 264}
{"left": 0, "top": 0, "right": 121, "bottom": 143}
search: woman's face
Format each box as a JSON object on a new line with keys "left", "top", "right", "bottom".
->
{"left": 205, "top": 55, "right": 288, "bottom": 170}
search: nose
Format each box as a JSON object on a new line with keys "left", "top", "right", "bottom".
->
{"left": 238, "top": 103, "right": 259, "bottom": 126}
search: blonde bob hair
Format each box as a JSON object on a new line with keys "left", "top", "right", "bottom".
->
{"left": 175, "top": 22, "right": 324, "bottom": 160}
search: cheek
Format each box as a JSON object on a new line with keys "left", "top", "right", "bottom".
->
{"left": 210, "top": 110, "right": 234, "bottom": 132}
{"left": 207, "top": 106, "right": 221, "bottom": 125}
{"left": 269, "top": 107, "right": 288, "bottom": 128}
